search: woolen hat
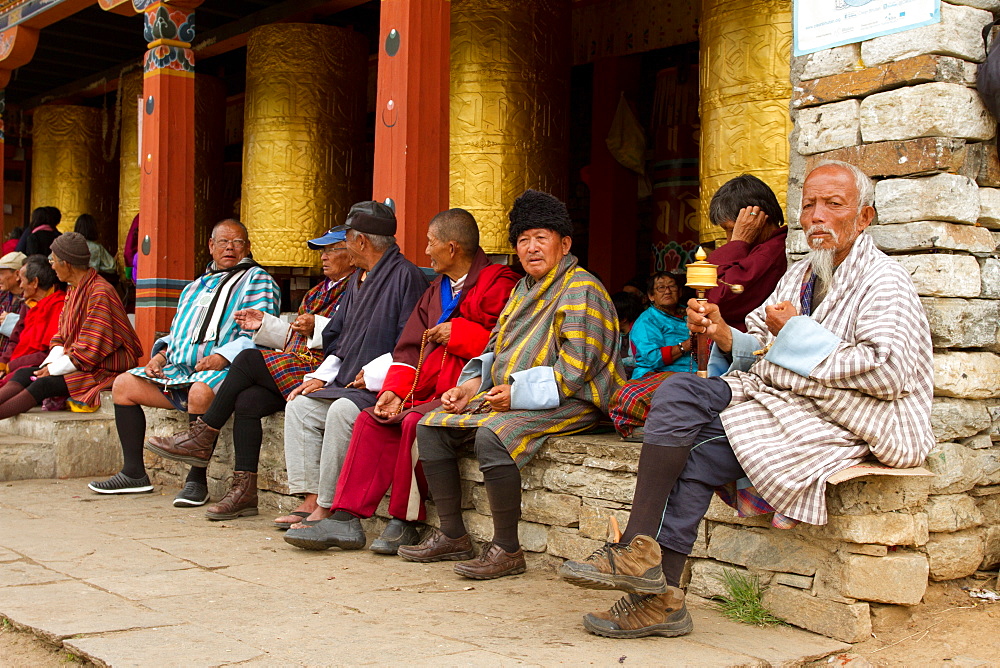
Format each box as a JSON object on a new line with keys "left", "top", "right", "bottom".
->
{"left": 307, "top": 224, "right": 348, "bottom": 250}
{"left": 507, "top": 189, "right": 573, "bottom": 247}
{"left": 50, "top": 232, "right": 91, "bottom": 266}
{"left": 0, "top": 251, "right": 26, "bottom": 271}
{"left": 344, "top": 201, "right": 396, "bottom": 236}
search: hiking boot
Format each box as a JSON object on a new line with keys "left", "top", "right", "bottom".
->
{"left": 453, "top": 542, "right": 526, "bottom": 580}
{"left": 173, "top": 481, "right": 210, "bottom": 507}
{"left": 205, "top": 471, "right": 258, "bottom": 520}
{"left": 145, "top": 418, "right": 219, "bottom": 467}
{"left": 559, "top": 534, "right": 666, "bottom": 594}
{"left": 370, "top": 518, "right": 421, "bottom": 555}
{"left": 397, "top": 528, "right": 474, "bottom": 563}
{"left": 583, "top": 588, "right": 693, "bottom": 639}
{"left": 88, "top": 472, "right": 153, "bottom": 495}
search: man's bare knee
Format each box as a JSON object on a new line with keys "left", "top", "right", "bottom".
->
{"left": 187, "top": 383, "right": 215, "bottom": 414}
{"left": 112, "top": 372, "right": 141, "bottom": 405}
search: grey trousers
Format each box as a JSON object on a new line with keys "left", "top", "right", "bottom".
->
{"left": 415, "top": 425, "right": 513, "bottom": 471}
{"left": 283, "top": 396, "right": 360, "bottom": 508}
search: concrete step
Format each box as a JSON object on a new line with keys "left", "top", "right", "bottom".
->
{"left": 0, "top": 433, "right": 55, "bottom": 480}
{"left": 0, "top": 409, "right": 121, "bottom": 482}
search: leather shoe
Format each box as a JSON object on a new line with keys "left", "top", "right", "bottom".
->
{"left": 145, "top": 418, "right": 219, "bottom": 467}
{"left": 397, "top": 527, "right": 474, "bottom": 562}
{"left": 370, "top": 518, "right": 421, "bottom": 555}
{"left": 454, "top": 541, "right": 526, "bottom": 580}
{"left": 283, "top": 516, "right": 366, "bottom": 551}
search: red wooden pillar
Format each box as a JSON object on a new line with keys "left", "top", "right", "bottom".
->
{"left": 372, "top": 0, "right": 450, "bottom": 265}
{"left": 133, "top": 0, "right": 200, "bottom": 353}
{"left": 587, "top": 56, "right": 641, "bottom": 292}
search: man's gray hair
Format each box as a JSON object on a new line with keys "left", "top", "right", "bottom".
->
{"left": 348, "top": 228, "right": 395, "bottom": 252}
{"left": 812, "top": 160, "right": 875, "bottom": 212}
{"left": 212, "top": 218, "right": 250, "bottom": 240}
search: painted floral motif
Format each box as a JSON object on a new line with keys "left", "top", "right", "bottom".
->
{"left": 144, "top": 44, "right": 193, "bottom": 73}
{"left": 143, "top": 5, "right": 194, "bottom": 44}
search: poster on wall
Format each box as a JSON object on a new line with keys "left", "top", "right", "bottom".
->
{"left": 794, "top": 0, "right": 940, "bottom": 56}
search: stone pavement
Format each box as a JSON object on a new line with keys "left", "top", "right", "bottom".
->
{"left": 0, "top": 478, "right": 849, "bottom": 667}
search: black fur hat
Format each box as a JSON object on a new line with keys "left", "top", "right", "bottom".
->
{"left": 507, "top": 189, "right": 573, "bottom": 247}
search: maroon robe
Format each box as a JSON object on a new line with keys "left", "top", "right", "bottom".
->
{"left": 707, "top": 227, "right": 788, "bottom": 332}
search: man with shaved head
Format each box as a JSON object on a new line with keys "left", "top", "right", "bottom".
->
{"left": 561, "top": 161, "right": 934, "bottom": 639}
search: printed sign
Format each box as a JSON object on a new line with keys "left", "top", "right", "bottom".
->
{"left": 794, "top": 0, "right": 941, "bottom": 56}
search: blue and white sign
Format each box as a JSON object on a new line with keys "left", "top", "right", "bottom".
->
{"left": 794, "top": 0, "right": 941, "bottom": 56}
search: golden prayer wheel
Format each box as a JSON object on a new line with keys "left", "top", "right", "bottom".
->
{"left": 450, "top": 0, "right": 572, "bottom": 254}
{"left": 31, "top": 105, "right": 115, "bottom": 235}
{"left": 195, "top": 74, "right": 226, "bottom": 272}
{"left": 118, "top": 69, "right": 142, "bottom": 260}
{"left": 699, "top": 0, "right": 793, "bottom": 246}
{"left": 242, "top": 24, "right": 367, "bottom": 267}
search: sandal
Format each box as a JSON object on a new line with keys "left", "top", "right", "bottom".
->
{"left": 273, "top": 511, "right": 311, "bottom": 530}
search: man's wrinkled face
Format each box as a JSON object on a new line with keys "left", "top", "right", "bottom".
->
{"left": 0, "top": 267, "right": 18, "bottom": 292}
{"left": 425, "top": 227, "right": 456, "bottom": 275}
{"left": 516, "top": 228, "right": 571, "bottom": 280}
{"left": 800, "top": 165, "right": 874, "bottom": 265}
{"left": 209, "top": 223, "right": 250, "bottom": 269}
{"left": 16, "top": 265, "right": 38, "bottom": 300}
{"left": 319, "top": 241, "right": 351, "bottom": 279}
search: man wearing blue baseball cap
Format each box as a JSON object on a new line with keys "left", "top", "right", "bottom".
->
{"left": 139, "top": 225, "right": 355, "bottom": 519}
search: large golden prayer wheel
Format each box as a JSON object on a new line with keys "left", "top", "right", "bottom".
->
{"left": 450, "top": 0, "right": 572, "bottom": 254}
{"left": 242, "top": 24, "right": 367, "bottom": 267}
{"left": 118, "top": 69, "right": 142, "bottom": 259}
{"left": 32, "top": 105, "right": 115, "bottom": 234}
{"left": 699, "top": 0, "right": 792, "bottom": 245}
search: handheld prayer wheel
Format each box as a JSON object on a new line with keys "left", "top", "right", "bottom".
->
{"left": 686, "top": 247, "right": 744, "bottom": 378}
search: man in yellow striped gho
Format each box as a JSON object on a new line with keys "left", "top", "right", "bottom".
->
{"left": 398, "top": 189, "right": 626, "bottom": 580}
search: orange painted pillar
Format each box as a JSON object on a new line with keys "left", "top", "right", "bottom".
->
{"left": 0, "top": 92, "right": 5, "bottom": 235}
{"left": 372, "top": 0, "right": 450, "bottom": 265}
{"left": 133, "top": 0, "right": 199, "bottom": 352}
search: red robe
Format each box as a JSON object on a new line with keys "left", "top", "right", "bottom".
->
{"left": 10, "top": 289, "right": 65, "bottom": 360}
{"left": 53, "top": 269, "right": 142, "bottom": 406}
{"left": 707, "top": 227, "right": 788, "bottom": 332}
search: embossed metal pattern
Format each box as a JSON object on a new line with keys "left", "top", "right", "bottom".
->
{"left": 699, "top": 0, "right": 792, "bottom": 245}
{"left": 118, "top": 69, "right": 142, "bottom": 259}
{"left": 32, "top": 105, "right": 114, "bottom": 235}
{"left": 450, "top": 0, "right": 572, "bottom": 255}
{"left": 242, "top": 24, "right": 367, "bottom": 267}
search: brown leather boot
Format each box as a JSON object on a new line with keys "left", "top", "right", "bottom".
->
{"left": 145, "top": 418, "right": 219, "bottom": 467}
{"left": 205, "top": 471, "right": 258, "bottom": 520}
{"left": 559, "top": 534, "right": 667, "bottom": 594}
{"left": 582, "top": 587, "right": 693, "bottom": 639}
{"left": 453, "top": 542, "right": 526, "bottom": 580}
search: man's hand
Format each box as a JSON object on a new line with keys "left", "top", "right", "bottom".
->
{"left": 34, "top": 366, "right": 51, "bottom": 378}
{"left": 233, "top": 308, "right": 265, "bottom": 331}
{"left": 346, "top": 368, "right": 366, "bottom": 389}
{"left": 290, "top": 313, "right": 316, "bottom": 337}
{"left": 374, "top": 390, "right": 403, "bottom": 418}
{"left": 426, "top": 322, "right": 452, "bottom": 345}
{"left": 730, "top": 206, "right": 769, "bottom": 245}
{"left": 144, "top": 352, "right": 166, "bottom": 378}
{"left": 0, "top": 312, "right": 7, "bottom": 325}
{"left": 194, "top": 353, "right": 228, "bottom": 372}
{"left": 289, "top": 378, "right": 325, "bottom": 400}
{"left": 764, "top": 301, "right": 798, "bottom": 336}
{"left": 440, "top": 377, "right": 481, "bottom": 413}
{"left": 483, "top": 384, "right": 511, "bottom": 412}
{"left": 687, "top": 298, "right": 733, "bottom": 353}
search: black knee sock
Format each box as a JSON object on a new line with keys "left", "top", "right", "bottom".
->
{"left": 422, "top": 458, "right": 466, "bottom": 539}
{"left": 621, "top": 443, "right": 692, "bottom": 543}
{"left": 233, "top": 416, "right": 261, "bottom": 472}
{"left": 662, "top": 548, "right": 688, "bottom": 588}
{"left": 184, "top": 413, "right": 208, "bottom": 485}
{"left": 116, "top": 404, "right": 147, "bottom": 479}
{"left": 483, "top": 464, "right": 521, "bottom": 553}
{"left": 0, "top": 389, "right": 38, "bottom": 421}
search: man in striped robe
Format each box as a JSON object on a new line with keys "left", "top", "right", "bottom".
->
{"left": 88, "top": 220, "right": 279, "bottom": 507}
{"left": 561, "top": 161, "right": 934, "bottom": 639}
{"left": 397, "top": 190, "right": 625, "bottom": 579}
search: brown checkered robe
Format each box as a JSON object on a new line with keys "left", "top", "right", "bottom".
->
{"left": 720, "top": 233, "right": 934, "bottom": 525}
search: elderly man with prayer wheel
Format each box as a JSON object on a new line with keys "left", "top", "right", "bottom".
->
{"left": 560, "top": 161, "right": 934, "bottom": 639}
{"left": 396, "top": 190, "right": 626, "bottom": 579}
{"left": 0, "top": 233, "right": 141, "bottom": 419}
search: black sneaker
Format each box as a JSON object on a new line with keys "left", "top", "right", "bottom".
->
{"left": 88, "top": 472, "right": 154, "bottom": 495}
{"left": 173, "top": 482, "right": 210, "bottom": 507}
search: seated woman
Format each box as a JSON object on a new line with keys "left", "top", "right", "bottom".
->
{"left": 0, "top": 256, "right": 66, "bottom": 382}
{"left": 0, "top": 233, "right": 141, "bottom": 419}
{"left": 628, "top": 272, "right": 692, "bottom": 380}
{"left": 609, "top": 174, "right": 787, "bottom": 439}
